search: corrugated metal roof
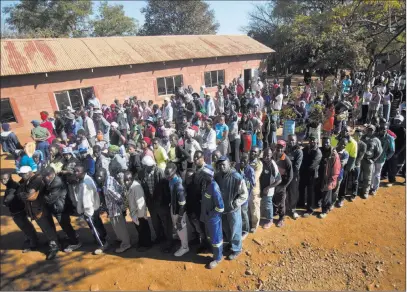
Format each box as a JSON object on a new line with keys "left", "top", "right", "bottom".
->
{"left": 1, "top": 35, "right": 274, "bottom": 77}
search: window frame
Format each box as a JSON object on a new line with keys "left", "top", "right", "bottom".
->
{"left": 156, "top": 75, "right": 183, "bottom": 96}
{"left": 204, "top": 70, "right": 225, "bottom": 88}
{"left": 53, "top": 87, "right": 94, "bottom": 110}
{"left": 0, "top": 98, "right": 18, "bottom": 123}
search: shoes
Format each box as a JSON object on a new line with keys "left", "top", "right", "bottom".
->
{"left": 369, "top": 190, "right": 376, "bottom": 196}
{"left": 385, "top": 183, "right": 393, "bottom": 187}
{"left": 349, "top": 196, "right": 356, "bottom": 202}
{"left": 115, "top": 244, "right": 131, "bottom": 253}
{"left": 242, "top": 232, "right": 249, "bottom": 240}
{"left": 94, "top": 242, "right": 110, "bottom": 255}
{"left": 22, "top": 240, "right": 37, "bottom": 253}
{"left": 328, "top": 205, "right": 334, "bottom": 212}
{"left": 318, "top": 213, "right": 327, "bottom": 219}
{"left": 174, "top": 247, "right": 189, "bottom": 257}
{"left": 276, "top": 219, "right": 284, "bottom": 228}
{"left": 46, "top": 249, "right": 59, "bottom": 260}
{"left": 361, "top": 193, "right": 369, "bottom": 199}
{"left": 206, "top": 260, "right": 222, "bottom": 269}
{"left": 227, "top": 251, "right": 241, "bottom": 260}
{"left": 263, "top": 221, "right": 273, "bottom": 229}
{"left": 64, "top": 242, "right": 82, "bottom": 253}
{"left": 249, "top": 228, "right": 257, "bottom": 233}
{"left": 292, "top": 212, "right": 299, "bottom": 220}
{"left": 303, "top": 210, "right": 314, "bottom": 218}
{"left": 196, "top": 245, "right": 210, "bottom": 254}
{"left": 335, "top": 200, "right": 344, "bottom": 208}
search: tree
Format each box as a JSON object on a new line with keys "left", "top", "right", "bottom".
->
{"left": 2, "top": 0, "right": 93, "bottom": 38}
{"left": 91, "top": 1, "right": 138, "bottom": 37}
{"left": 140, "top": 0, "right": 219, "bottom": 35}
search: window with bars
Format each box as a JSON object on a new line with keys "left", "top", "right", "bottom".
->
{"left": 157, "top": 75, "right": 183, "bottom": 95}
{"left": 0, "top": 98, "right": 17, "bottom": 123}
{"left": 204, "top": 70, "right": 225, "bottom": 87}
{"left": 54, "top": 87, "right": 95, "bottom": 110}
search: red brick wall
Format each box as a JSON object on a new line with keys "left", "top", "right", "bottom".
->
{"left": 1, "top": 54, "right": 267, "bottom": 140}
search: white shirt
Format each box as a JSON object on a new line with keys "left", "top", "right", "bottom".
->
{"left": 126, "top": 180, "right": 147, "bottom": 223}
{"left": 184, "top": 139, "right": 202, "bottom": 163}
{"left": 274, "top": 94, "right": 283, "bottom": 110}
{"left": 362, "top": 91, "right": 372, "bottom": 105}
{"left": 206, "top": 98, "right": 216, "bottom": 117}
{"left": 200, "top": 128, "right": 217, "bottom": 151}
{"left": 84, "top": 116, "right": 96, "bottom": 138}
{"left": 267, "top": 160, "right": 281, "bottom": 197}
{"left": 75, "top": 174, "right": 100, "bottom": 217}
{"left": 163, "top": 104, "right": 173, "bottom": 123}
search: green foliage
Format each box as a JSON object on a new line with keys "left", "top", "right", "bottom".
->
{"left": 308, "top": 104, "right": 324, "bottom": 124}
{"left": 280, "top": 106, "right": 297, "bottom": 120}
{"left": 140, "top": 0, "right": 219, "bottom": 36}
{"left": 91, "top": 1, "right": 138, "bottom": 37}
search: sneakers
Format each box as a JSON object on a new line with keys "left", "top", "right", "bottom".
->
{"left": 263, "top": 221, "right": 273, "bottom": 229}
{"left": 328, "top": 205, "right": 334, "bottom": 212}
{"left": 349, "top": 196, "right": 356, "bottom": 202}
{"left": 94, "top": 242, "right": 110, "bottom": 255}
{"left": 227, "top": 251, "right": 241, "bottom": 261}
{"left": 335, "top": 200, "right": 344, "bottom": 208}
{"left": 242, "top": 232, "right": 249, "bottom": 240}
{"left": 361, "top": 193, "right": 369, "bottom": 199}
{"left": 174, "top": 246, "right": 189, "bottom": 257}
{"left": 115, "top": 244, "right": 131, "bottom": 253}
{"left": 276, "top": 219, "right": 284, "bottom": 228}
{"left": 46, "top": 249, "right": 59, "bottom": 260}
{"left": 292, "top": 212, "right": 299, "bottom": 220}
{"left": 249, "top": 228, "right": 257, "bottom": 233}
{"left": 207, "top": 260, "right": 222, "bottom": 269}
{"left": 386, "top": 183, "right": 393, "bottom": 187}
{"left": 64, "top": 242, "right": 82, "bottom": 253}
{"left": 303, "top": 209, "right": 314, "bottom": 218}
{"left": 318, "top": 212, "right": 327, "bottom": 219}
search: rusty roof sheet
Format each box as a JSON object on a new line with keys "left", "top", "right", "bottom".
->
{"left": 1, "top": 35, "right": 274, "bottom": 76}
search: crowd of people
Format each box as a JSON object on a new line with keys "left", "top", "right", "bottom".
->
{"left": 0, "top": 70, "right": 405, "bottom": 270}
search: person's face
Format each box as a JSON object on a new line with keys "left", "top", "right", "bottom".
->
{"left": 240, "top": 155, "right": 249, "bottom": 168}
{"left": 212, "top": 152, "right": 220, "bottom": 163}
{"left": 337, "top": 140, "right": 347, "bottom": 152}
{"left": 354, "top": 131, "right": 362, "bottom": 140}
{"left": 288, "top": 135, "right": 297, "bottom": 147}
{"left": 276, "top": 144, "right": 285, "bottom": 158}
{"left": 108, "top": 150, "right": 115, "bottom": 158}
{"left": 63, "top": 153, "right": 72, "bottom": 161}
{"left": 250, "top": 149, "right": 259, "bottom": 161}
{"left": 74, "top": 167, "right": 85, "bottom": 181}
{"left": 185, "top": 131, "right": 191, "bottom": 140}
{"left": 366, "top": 128, "right": 374, "bottom": 137}
{"left": 153, "top": 141, "right": 159, "bottom": 150}
{"left": 157, "top": 119, "right": 164, "bottom": 127}
{"left": 20, "top": 172, "right": 31, "bottom": 181}
{"left": 0, "top": 175, "right": 10, "bottom": 186}
{"left": 79, "top": 152, "right": 87, "bottom": 160}
{"left": 218, "top": 160, "right": 230, "bottom": 174}
{"left": 182, "top": 117, "right": 187, "bottom": 124}
{"left": 94, "top": 172, "right": 106, "bottom": 187}
{"left": 50, "top": 147, "right": 59, "bottom": 157}
{"left": 43, "top": 173, "right": 55, "bottom": 185}
{"left": 141, "top": 141, "right": 148, "bottom": 149}
{"left": 220, "top": 117, "right": 225, "bottom": 125}
{"left": 379, "top": 127, "right": 387, "bottom": 136}
{"left": 205, "top": 121, "right": 212, "bottom": 130}
{"left": 145, "top": 165, "right": 154, "bottom": 173}
{"left": 93, "top": 147, "right": 101, "bottom": 158}
{"left": 128, "top": 145, "right": 136, "bottom": 154}
{"left": 263, "top": 148, "right": 273, "bottom": 162}
{"left": 124, "top": 176, "right": 132, "bottom": 189}
{"left": 322, "top": 138, "right": 331, "bottom": 150}
{"left": 309, "top": 139, "right": 317, "bottom": 148}
{"left": 193, "top": 153, "right": 204, "bottom": 167}
{"left": 33, "top": 156, "right": 40, "bottom": 164}
{"left": 170, "top": 137, "right": 177, "bottom": 147}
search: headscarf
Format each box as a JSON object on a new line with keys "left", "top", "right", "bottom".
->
{"left": 31, "top": 120, "right": 41, "bottom": 127}
{"left": 108, "top": 145, "right": 120, "bottom": 154}
{"left": 40, "top": 111, "right": 49, "bottom": 121}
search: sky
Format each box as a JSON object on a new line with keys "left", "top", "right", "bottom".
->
{"left": 1, "top": 0, "right": 267, "bottom": 35}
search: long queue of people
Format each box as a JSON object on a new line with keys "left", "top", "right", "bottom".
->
{"left": 0, "top": 73, "right": 405, "bottom": 270}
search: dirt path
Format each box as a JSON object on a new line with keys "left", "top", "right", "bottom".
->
{"left": 0, "top": 153, "right": 405, "bottom": 291}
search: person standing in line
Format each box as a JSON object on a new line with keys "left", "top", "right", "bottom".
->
{"left": 164, "top": 162, "right": 189, "bottom": 257}
{"left": 123, "top": 171, "right": 152, "bottom": 251}
{"left": 162, "top": 97, "right": 174, "bottom": 125}
{"left": 215, "top": 156, "right": 248, "bottom": 260}
{"left": 387, "top": 115, "right": 406, "bottom": 186}
{"left": 184, "top": 129, "right": 202, "bottom": 169}
{"left": 200, "top": 165, "right": 224, "bottom": 269}
{"left": 317, "top": 137, "right": 341, "bottom": 219}
{"left": 259, "top": 147, "right": 281, "bottom": 228}
{"left": 31, "top": 120, "right": 51, "bottom": 161}
{"left": 81, "top": 111, "right": 97, "bottom": 147}
{"left": 236, "top": 153, "right": 255, "bottom": 240}
{"left": 215, "top": 115, "right": 229, "bottom": 157}
{"left": 95, "top": 168, "right": 131, "bottom": 254}
{"left": 248, "top": 147, "right": 263, "bottom": 233}
{"left": 285, "top": 134, "right": 303, "bottom": 219}
{"left": 360, "top": 125, "right": 383, "bottom": 199}
{"left": 273, "top": 140, "right": 293, "bottom": 227}
{"left": 73, "top": 165, "right": 109, "bottom": 255}
{"left": 1, "top": 172, "right": 38, "bottom": 253}
{"left": 331, "top": 138, "right": 349, "bottom": 207}
{"left": 200, "top": 118, "right": 217, "bottom": 165}
{"left": 300, "top": 136, "right": 322, "bottom": 217}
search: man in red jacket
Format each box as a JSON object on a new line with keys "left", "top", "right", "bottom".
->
{"left": 318, "top": 137, "right": 341, "bottom": 219}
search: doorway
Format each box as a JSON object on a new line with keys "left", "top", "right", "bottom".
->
{"left": 244, "top": 69, "right": 251, "bottom": 90}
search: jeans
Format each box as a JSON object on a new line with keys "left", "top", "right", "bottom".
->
{"left": 36, "top": 141, "right": 50, "bottom": 161}
{"left": 320, "top": 190, "right": 333, "bottom": 213}
{"left": 134, "top": 217, "right": 152, "bottom": 247}
{"left": 241, "top": 202, "right": 249, "bottom": 235}
{"left": 187, "top": 212, "right": 206, "bottom": 243}
{"left": 84, "top": 210, "right": 107, "bottom": 247}
{"left": 332, "top": 178, "right": 343, "bottom": 204}
{"left": 12, "top": 211, "right": 38, "bottom": 248}
{"left": 388, "top": 153, "right": 404, "bottom": 183}
{"left": 222, "top": 207, "right": 242, "bottom": 253}
{"left": 260, "top": 196, "right": 273, "bottom": 221}
{"left": 371, "top": 162, "right": 385, "bottom": 193}
{"left": 351, "top": 166, "right": 360, "bottom": 196}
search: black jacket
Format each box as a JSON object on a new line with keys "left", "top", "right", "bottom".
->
{"left": 43, "top": 175, "right": 67, "bottom": 214}
{"left": 139, "top": 167, "right": 170, "bottom": 209}
{"left": 128, "top": 153, "right": 142, "bottom": 176}
{"left": 3, "top": 178, "right": 25, "bottom": 215}
{"left": 300, "top": 145, "right": 322, "bottom": 178}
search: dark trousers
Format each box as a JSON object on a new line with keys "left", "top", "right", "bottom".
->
{"left": 149, "top": 205, "right": 173, "bottom": 244}
{"left": 299, "top": 174, "right": 317, "bottom": 209}
{"left": 53, "top": 211, "right": 79, "bottom": 245}
{"left": 36, "top": 141, "right": 50, "bottom": 161}
{"left": 361, "top": 104, "right": 368, "bottom": 123}
{"left": 320, "top": 190, "right": 333, "bottom": 213}
{"left": 12, "top": 211, "right": 38, "bottom": 247}
{"left": 389, "top": 153, "right": 405, "bottom": 183}
{"left": 286, "top": 172, "right": 299, "bottom": 211}
{"left": 35, "top": 212, "right": 59, "bottom": 250}
{"left": 134, "top": 217, "right": 152, "bottom": 247}
{"left": 84, "top": 210, "right": 107, "bottom": 247}
{"left": 230, "top": 138, "right": 241, "bottom": 164}
{"left": 273, "top": 187, "right": 286, "bottom": 218}
{"left": 241, "top": 202, "right": 249, "bottom": 234}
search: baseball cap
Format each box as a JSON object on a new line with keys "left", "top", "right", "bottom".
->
{"left": 216, "top": 156, "right": 229, "bottom": 163}
{"left": 277, "top": 140, "right": 286, "bottom": 147}
{"left": 19, "top": 166, "right": 32, "bottom": 174}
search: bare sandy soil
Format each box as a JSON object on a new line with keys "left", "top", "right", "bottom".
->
{"left": 0, "top": 151, "right": 405, "bottom": 291}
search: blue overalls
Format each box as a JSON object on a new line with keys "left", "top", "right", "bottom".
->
{"left": 200, "top": 180, "right": 224, "bottom": 261}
